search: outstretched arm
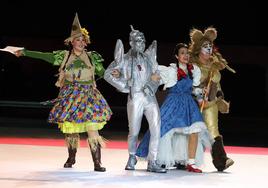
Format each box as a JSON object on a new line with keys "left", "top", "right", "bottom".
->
{"left": 8, "top": 46, "right": 63, "bottom": 65}
{"left": 22, "top": 50, "right": 56, "bottom": 64}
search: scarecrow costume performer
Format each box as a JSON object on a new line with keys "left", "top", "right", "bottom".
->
{"left": 16, "top": 13, "right": 112, "bottom": 172}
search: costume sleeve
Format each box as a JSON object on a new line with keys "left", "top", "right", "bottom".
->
{"left": 158, "top": 63, "right": 177, "bottom": 90}
{"left": 143, "top": 79, "right": 159, "bottom": 96}
{"left": 89, "top": 51, "right": 105, "bottom": 77}
{"left": 192, "top": 64, "right": 203, "bottom": 99}
{"left": 143, "top": 70, "right": 161, "bottom": 96}
{"left": 216, "top": 82, "right": 224, "bottom": 98}
{"left": 104, "top": 60, "right": 130, "bottom": 93}
{"left": 192, "top": 64, "right": 201, "bottom": 86}
{"left": 23, "top": 49, "right": 66, "bottom": 66}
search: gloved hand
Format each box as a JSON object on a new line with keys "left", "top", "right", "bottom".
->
{"left": 143, "top": 86, "right": 154, "bottom": 96}
{"left": 216, "top": 90, "right": 224, "bottom": 99}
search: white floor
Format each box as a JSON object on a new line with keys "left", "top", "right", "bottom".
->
{"left": 0, "top": 144, "right": 267, "bottom": 188}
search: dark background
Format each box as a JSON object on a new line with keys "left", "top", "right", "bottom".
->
{"left": 0, "top": 1, "right": 268, "bottom": 146}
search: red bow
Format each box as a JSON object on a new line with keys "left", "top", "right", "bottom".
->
{"left": 177, "top": 64, "right": 194, "bottom": 80}
{"left": 177, "top": 68, "right": 187, "bottom": 80}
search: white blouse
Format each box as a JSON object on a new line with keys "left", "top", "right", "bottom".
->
{"left": 158, "top": 63, "right": 201, "bottom": 91}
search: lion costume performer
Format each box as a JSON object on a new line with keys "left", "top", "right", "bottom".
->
{"left": 189, "top": 27, "right": 235, "bottom": 171}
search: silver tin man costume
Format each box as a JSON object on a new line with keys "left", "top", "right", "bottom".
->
{"left": 104, "top": 26, "right": 166, "bottom": 173}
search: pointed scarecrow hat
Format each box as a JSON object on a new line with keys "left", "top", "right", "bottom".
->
{"left": 64, "top": 13, "right": 90, "bottom": 45}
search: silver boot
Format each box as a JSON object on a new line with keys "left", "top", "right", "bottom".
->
{"left": 125, "top": 154, "right": 137, "bottom": 170}
{"left": 147, "top": 160, "right": 167, "bottom": 173}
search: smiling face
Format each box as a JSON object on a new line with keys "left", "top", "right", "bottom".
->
{"left": 71, "top": 36, "right": 87, "bottom": 54}
{"left": 176, "top": 47, "right": 189, "bottom": 64}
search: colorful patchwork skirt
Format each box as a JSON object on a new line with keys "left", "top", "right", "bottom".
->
{"left": 48, "top": 82, "right": 112, "bottom": 133}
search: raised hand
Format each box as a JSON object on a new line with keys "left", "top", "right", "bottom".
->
{"left": 150, "top": 73, "right": 161, "bottom": 82}
{"left": 0, "top": 46, "right": 24, "bottom": 57}
{"left": 111, "top": 69, "right": 120, "bottom": 78}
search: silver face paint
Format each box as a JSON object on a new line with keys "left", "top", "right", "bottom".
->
{"left": 129, "top": 26, "right": 146, "bottom": 53}
{"left": 131, "top": 36, "right": 146, "bottom": 53}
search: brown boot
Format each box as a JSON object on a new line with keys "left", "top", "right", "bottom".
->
{"left": 211, "top": 136, "right": 234, "bottom": 171}
{"left": 90, "top": 143, "right": 106, "bottom": 172}
{"left": 88, "top": 137, "right": 106, "bottom": 172}
{"left": 63, "top": 133, "right": 79, "bottom": 168}
{"left": 64, "top": 147, "right": 77, "bottom": 168}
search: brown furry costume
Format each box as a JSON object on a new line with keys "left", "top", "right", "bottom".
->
{"left": 189, "top": 27, "right": 235, "bottom": 171}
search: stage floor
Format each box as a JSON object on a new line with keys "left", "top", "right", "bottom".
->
{"left": 1, "top": 138, "right": 268, "bottom": 188}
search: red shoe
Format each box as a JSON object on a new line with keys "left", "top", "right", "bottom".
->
{"left": 186, "top": 164, "right": 202, "bottom": 173}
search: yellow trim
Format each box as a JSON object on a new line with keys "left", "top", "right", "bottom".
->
{"left": 58, "top": 121, "right": 106, "bottom": 133}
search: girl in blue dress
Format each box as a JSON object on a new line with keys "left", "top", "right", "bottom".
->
{"left": 136, "top": 43, "right": 212, "bottom": 173}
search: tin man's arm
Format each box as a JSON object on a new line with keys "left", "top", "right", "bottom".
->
{"left": 104, "top": 39, "right": 130, "bottom": 93}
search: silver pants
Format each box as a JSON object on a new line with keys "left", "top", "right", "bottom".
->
{"left": 127, "top": 92, "right": 161, "bottom": 161}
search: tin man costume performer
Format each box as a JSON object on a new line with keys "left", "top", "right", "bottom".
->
{"left": 189, "top": 27, "right": 236, "bottom": 171}
{"left": 104, "top": 26, "right": 166, "bottom": 173}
